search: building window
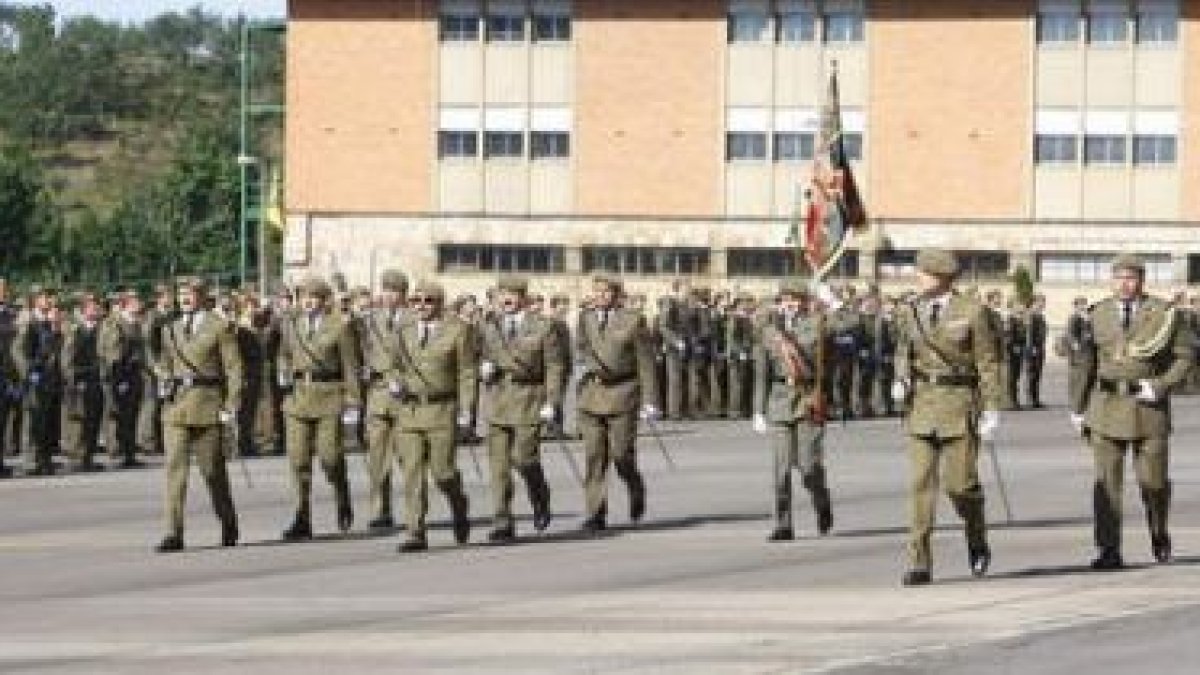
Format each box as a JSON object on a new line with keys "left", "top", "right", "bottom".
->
{"left": 438, "top": 244, "right": 566, "bottom": 273}
{"left": 778, "top": 11, "right": 816, "bottom": 42}
{"left": 1038, "top": 253, "right": 1113, "bottom": 283}
{"left": 1037, "top": 11, "right": 1080, "bottom": 43}
{"left": 582, "top": 247, "right": 710, "bottom": 275}
{"left": 484, "top": 131, "right": 524, "bottom": 158}
{"left": 440, "top": 13, "right": 480, "bottom": 41}
{"left": 841, "top": 132, "right": 864, "bottom": 161}
{"left": 773, "top": 132, "right": 814, "bottom": 162}
{"left": 1133, "top": 135, "right": 1176, "bottom": 165}
{"left": 1137, "top": 7, "right": 1178, "bottom": 43}
{"left": 533, "top": 14, "right": 571, "bottom": 41}
{"left": 727, "top": 248, "right": 858, "bottom": 278}
{"left": 728, "top": 11, "right": 770, "bottom": 43}
{"left": 726, "top": 132, "right": 767, "bottom": 161}
{"left": 486, "top": 13, "right": 525, "bottom": 41}
{"left": 1087, "top": 12, "right": 1128, "bottom": 43}
{"left": 531, "top": 131, "right": 570, "bottom": 159}
{"left": 438, "top": 130, "right": 479, "bottom": 158}
{"left": 1035, "top": 135, "right": 1078, "bottom": 163}
{"left": 957, "top": 251, "right": 1011, "bottom": 281}
{"left": 878, "top": 250, "right": 917, "bottom": 279}
{"left": 1084, "top": 135, "right": 1126, "bottom": 164}
{"left": 824, "top": 11, "right": 864, "bottom": 43}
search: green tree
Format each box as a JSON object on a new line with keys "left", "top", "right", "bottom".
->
{"left": 0, "top": 142, "right": 53, "bottom": 278}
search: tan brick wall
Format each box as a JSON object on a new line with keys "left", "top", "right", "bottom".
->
{"left": 574, "top": 0, "right": 724, "bottom": 216}
{"left": 286, "top": 0, "right": 434, "bottom": 214}
{"left": 867, "top": 0, "right": 1034, "bottom": 219}
{"left": 1183, "top": 1, "right": 1200, "bottom": 219}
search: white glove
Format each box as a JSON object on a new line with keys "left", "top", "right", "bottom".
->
{"left": 1070, "top": 413, "right": 1086, "bottom": 436}
{"left": 157, "top": 383, "right": 172, "bottom": 400}
{"left": 890, "top": 379, "right": 909, "bottom": 402}
{"left": 457, "top": 411, "right": 473, "bottom": 428}
{"left": 639, "top": 404, "right": 662, "bottom": 422}
{"left": 675, "top": 340, "right": 686, "bottom": 352}
{"left": 480, "top": 360, "right": 497, "bottom": 380}
{"left": 341, "top": 406, "right": 361, "bottom": 425}
{"left": 278, "top": 374, "right": 293, "bottom": 388}
{"left": 387, "top": 380, "right": 405, "bottom": 398}
{"left": 538, "top": 404, "right": 556, "bottom": 423}
{"left": 217, "top": 409, "right": 235, "bottom": 425}
{"left": 1135, "top": 380, "right": 1158, "bottom": 403}
{"left": 752, "top": 413, "right": 768, "bottom": 435}
{"left": 812, "top": 282, "right": 841, "bottom": 310}
{"left": 978, "top": 410, "right": 1000, "bottom": 442}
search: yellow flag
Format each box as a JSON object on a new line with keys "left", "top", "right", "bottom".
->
{"left": 264, "top": 164, "right": 284, "bottom": 231}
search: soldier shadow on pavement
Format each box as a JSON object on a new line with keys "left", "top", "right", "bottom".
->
{"left": 831, "top": 515, "right": 1093, "bottom": 540}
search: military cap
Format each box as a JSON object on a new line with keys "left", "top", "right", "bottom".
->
{"left": 915, "top": 248, "right": 960, "bottom": 277}
{"left": 412, "top": 280, "right": 446, "bottom": 301}
{"left": 379, "top": 269, "right": 409, "bottom": 293}
{"left": 176, "top": 276, "right": 210, "bottom": 295}
{"left": 1111, "top": 253, "right": 1145, "bottom": 275}
{"left": 592, "top": 274, "right": 623, "bottom": 292}
{"left": 497, "top": 275, "right": 529, "bottom": 295}
{"left": 778, "top": 278, "right": 811, "bottom": 297}
{"left": 297, "top": 275, "right": 333, "bottom": 299}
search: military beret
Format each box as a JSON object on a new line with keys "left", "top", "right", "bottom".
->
{"left": 412, "top": 280, "right": 446, "bottom": 301}
{"left": 778, "top": 278, "right": 810, "bottom": 297}
{"left": 379, "top": 269, "right": 409, "bottom": 293}
{"left": 176, "top": 276, "right": 210, "bottom": 295}
{"left": 297, "top": 275, "right": 333, "bottom": 299}
{"left": 497, "top": 275, "right": 529, "bottom": 295}
{"left": 1111, "top": 253, "right": 1145, "bottom": 274}
{"left": 592, "top": 274, "right": 623, "bottom": 292}
{"left": 915, "top": 248, "right": 960, "bottom": 277}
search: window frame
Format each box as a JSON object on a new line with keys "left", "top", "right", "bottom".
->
{"left": 1132, "top": 135, "right": 1177, "bottom": 165}
{"left": 530, "top": 131, "right": 570, "bottom": 159}
{"left": 1036, "top": 11, "right": 1080, "bottom": 43}
{"left": 726, "top": 132, "right": 768, "bottom": 161}
{"left": 484, "top": 130, "right": 525, "bottom": 159}
{"left": 823, "top": 10, "right": 864, "bottom": 43}
{"left": 486, "top": 13, "right": 526, "bottom": 42}
{"left": 437, "top": 130, "right": 479, "bottom": 159}
{"left": 1083, "top": 135, "right": 1128, "bottom": 165}
{"left": 1034, "top": 134, "right": 1079, "bottom": 164}
{"left": 727, "top": 11, "right": 770, "bottom": 43}
{"left": 773, "top": 132, "right": 815, "bottom": 162}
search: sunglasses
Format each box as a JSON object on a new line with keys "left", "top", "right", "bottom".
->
{"left": 410, "top": 296, "right": 438, "bottom": 305}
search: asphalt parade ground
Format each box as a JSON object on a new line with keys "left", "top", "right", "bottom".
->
{"left": 2, "top": 368, "right": 1200, "bottom": 674}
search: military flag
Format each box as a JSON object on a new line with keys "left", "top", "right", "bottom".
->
{"left": 798, "top": 65, "right": 868, "bottom": 281}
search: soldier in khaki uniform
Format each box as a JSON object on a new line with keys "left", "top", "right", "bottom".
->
{"left": 359, "top": 269, "right": 409, "bottom": 531}
{"left": 1070, "top": 254, "right": 1195, "bottom": 569}
{"left": 61, "top": 297, "right": 105, "bottom": 471}
{"left": 394, "top": 280, "right": 477, "bottom": 552}
{"left": 154, "top": 277, "right": 244, "bottom": 552}
{"left": 892, "top": 249, "right": 1005, "bottom": 586}
{"left": 140, "top": 284, "right": 175, "bottom": 457}
{"left": 575, "top": 275, "right": 661, "bottom": 533}
{"left": 277, "top": 276, "right": 362, "bottom": 540}
{"left": 753, "top": 280, "right": 834, "bottom": 541}
{"left": 99, "top": 291, "right": 146, "bottom": 469}
{"left": 478, "top": 276, "right": 564, "bottom": 543}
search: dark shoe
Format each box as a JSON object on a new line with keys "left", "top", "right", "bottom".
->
{"left": 73, "top": 461, "right": 104, "bottom": 473}
{"left": 337, "top": 504, "right": 354, "bottom": 534}
{"left": 1090, "top": 548, "right": 1124, "bottom": 571}
{"left": 902, "top": 569, "right": 932, "bottom": 586}
{"left": 281, "top": 518, "right": 313, "bottom": 542}
{"left": 532, "top": 502, "right": 552, "bottom": 532}
{"left": 969, "top": 546, "right": 991, "bottom": 578}
{"left": 487, "top": 526, "right": 516, "bottom": 544}
{"left": 221, "top": 524, "right": 239, "bottom": 548}
{"left": 398, "top": 535, "right": 428, "bottom": 553}
{"left": 817, "top": 508, "right": 834, "bottom": 536}
{"left": 155, "top": 535, "right": 184, "bottom": 553}
{"left": 0, "top": 465, "right": 11, "bottom": 478}
{"left": 767, "top": 526, "right": 794, "bottom": 542}
{"left": 1152, "top": 536, "right": 1173, "bottom": 564}
{"left": 119, "top": 458, "right": 146, "bottom": 470}
{"left": 629, "top": 487, "right": 646, "bottom": 524}
{"left": 368, "top": 515, "right": 396, "bottom": 532}
{"left": 580, "top": 516, "right": 607, "bottom": 535}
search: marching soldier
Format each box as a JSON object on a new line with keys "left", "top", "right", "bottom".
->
{"left": 61, "top": 297, "right": 105, "bottom": 471}
{"left": 575, "top": 274, "right": 660, "bottom": 533}
{"left": 140, "top": 284, "right": 176, "bottom": 457}
{"left": 394, "top": 280, "right": 476, "bottom": 552}
{"left": 15, "top": 286, "right": 65, "bottom": 476}
{"left": 1005, "top": 299, "right": 1027, "bottom": 409}
{"left": 725, "top": 294, "right": 756, "bottom": 419}
{"left": 359, "top": 269, "right": 409, "bottom": 531}
{"left": 828, "top": 291, "right": 865, "bottom": 420}
{"left": 685, "top": 288, "right": 715, "bottom": 419}
{"left": 1025, "top": 294, "right": 1048, "bottom": 408}
{"left": 1069, "top": 254, "right": 1195, "bottom": 569}
{"left": 544, "top": 294, "right": 574, "bottom": 439}
{"left": 277, "top": 276, "right": 362, "bottom": 540}
{"left": 753, "top": 280, "right": 834, "bottom": 541}
{"left": 0, "top": 278, "right": 16, "bottom": 478}
{"left": 154, "top": 277, "right": 244, "bottom": 552}
{"left": 478, "top": 276, "right": 564, "bottom": 543}
{"left": 892, "top": 249, "right": 1004, "bottom": 586}
{"left": 99, "top": 291, "right": 147, "bottom": 469}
